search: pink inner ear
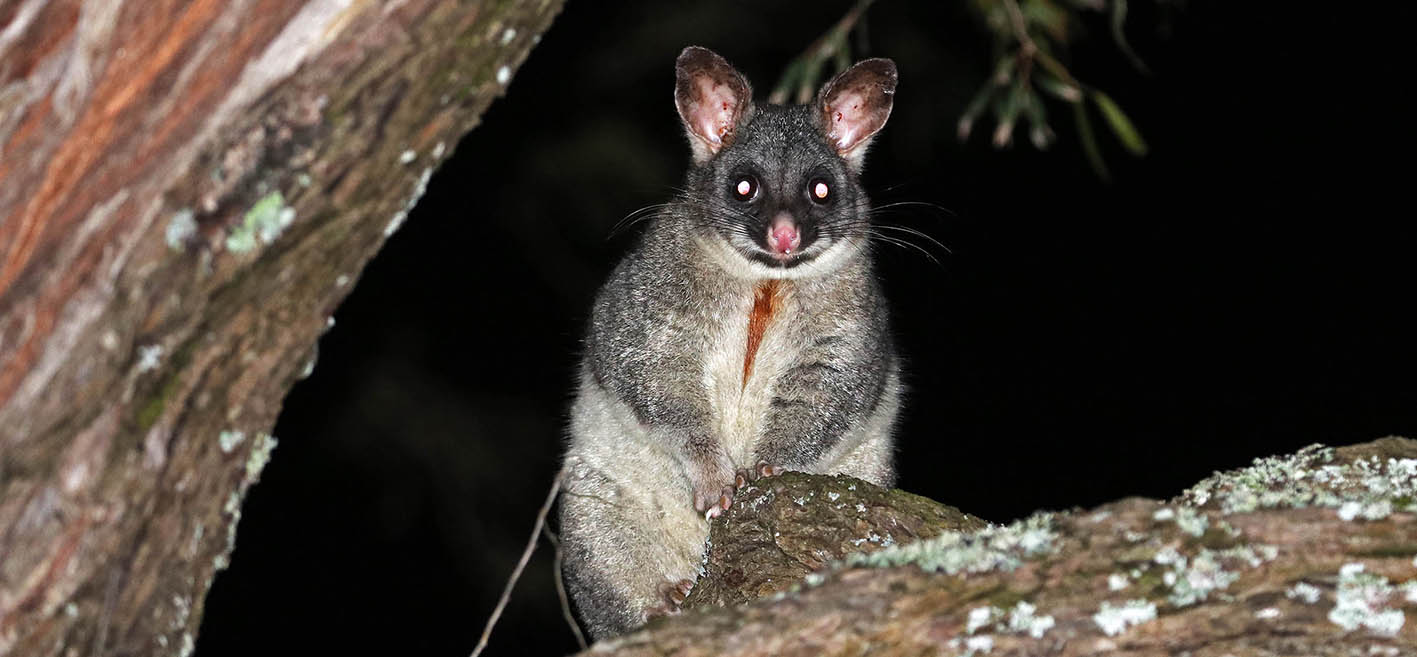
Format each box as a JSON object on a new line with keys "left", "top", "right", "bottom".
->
{"left": 690, "top": 77, "right": 740, "bottom": 146}
{"left": 826, "top": 90, "right": 871, "bottom": 151}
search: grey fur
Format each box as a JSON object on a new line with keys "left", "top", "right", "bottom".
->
{"left": 560, "top": 47, "right": 902, "bottom": 640}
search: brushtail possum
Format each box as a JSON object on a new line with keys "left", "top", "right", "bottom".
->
{"left": 560, "top": 46, "right": 902, "bottom": 639}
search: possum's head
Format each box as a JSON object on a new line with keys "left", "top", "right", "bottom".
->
{"left": 673, "top": 46, "right": 896, "bottom": 279}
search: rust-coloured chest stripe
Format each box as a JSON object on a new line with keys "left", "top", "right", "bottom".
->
{"left": 742, "top": 280, "right": 783, "bottom": 388}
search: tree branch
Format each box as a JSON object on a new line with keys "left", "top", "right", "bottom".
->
{"left": 586, "top": 437, "right": 1417, "bottom": 655}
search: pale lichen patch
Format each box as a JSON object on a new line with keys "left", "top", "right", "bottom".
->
{"left": 1092, "top": 599, "right": 1156, "bottom": 637}
{"left": 226, "top": 191, "right": 295, "bottom": 253}
{"left": 217, "top": 430, "right": 246, "bottom": 454}
{"left": 213, "top": 433, "right": 278, "bottom": 573}
{"left": 1006, "top": 601, "right": 1055, "bottom": 638}
{"left": 1182, "top": 443, "right": 1417, "bottom": 519}
{"left": 1399, "top": 580, "right": 1417, "bottom": 604}
{"left": 1164, "top": 548, "right": 1239, "bottom": 606}
{"left": 136, "top": 344, "right": 164, "bottom": 373}
{"left": 945, "top": 634, "right": 995, "bottom": 656}
{"left": 1148, "top": 542, "right": 1274, "bottom": 607}
{"left": 966, "top": 606, "right": 1000, "bottom": 634}
{"left": 384, "top": 167, "right": 433, "bottom": 237}
{"left": 245, "top": 433, "right": 278, "bottom": 484}
{"left": 1329, "top": 563, "right": 1405, "bottom": 636}
{"left": 165, "top": 209, "right": 196, "bottom": 250}
{"left": 1287, "top": 581, "right": 1322, "bottom": 604}
{"left": 1173, "top": 507, "right": 1207, "bottom": 537}
{"left": 846, "top": 513, "right": 1056, "bottom": 575}
{"left": 299, "top": 352, "right": 318, "bottom": 379}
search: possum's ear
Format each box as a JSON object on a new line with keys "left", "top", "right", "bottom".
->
{"left": 675, "top": 46, "right": 754, "bottom": 164}
{"left": 817, "top": 58, "right": 897, "bottom": 171}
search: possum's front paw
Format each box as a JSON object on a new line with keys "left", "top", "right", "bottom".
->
{"left": 643, "top": 578, "right": 695, "bottom": 620}
{"left": 689, "top": 458, "right": 737, "bottom": 519}
{"left": 693, "top": 461, "right": 784, "bottom": 520}
{"left": 692, "top": 478, "right": 735, "bottom": 519}
{"left": 734, "top": 460, "right": 782, "bottom": 488}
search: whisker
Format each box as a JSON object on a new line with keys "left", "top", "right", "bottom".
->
{"left": 863, "top": 229, "right": 942, "bottom": 267}
{"left": 871, "top": 223, "right": 953, "bottom": 255}
{"left": 609, "top": 203, "right": 677, "bottom": 239}
{"left": 869, "top": 200, "right": 958, "bottom": 220}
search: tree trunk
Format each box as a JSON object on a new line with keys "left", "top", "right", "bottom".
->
{"left": 0, "top": 1, "right": 563, "bottom": 655}
{"left": 589, "top": 438, "right": 1417, "bottom": 656}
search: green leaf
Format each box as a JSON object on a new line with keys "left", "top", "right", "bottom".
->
{"left": 1090, "top": 89, "right": 1148, "bottom": 156}
{"left": 1023, "top": 0, "right": 1070, "bottom": 43}
{"left": 1110, "top": 0, "right": 1151, "bottom": 73}
{"left": 957, "top": 82, "right": 997, "bottom": 141}
{"left": 1035, "top": 72, "right": 1081, "bottom": 103}
{"left": 832, "top": 36, "right": 852, "bottom": 73}
{"left": 992, "top": 80, "right": 1027, "bottom": 147}
{"left": 1020, "top": 89, "right": 1054, "bottom": 149}
{"left": 1073, "top": 101, "right": 1111, "bottom": 181}
{"left": 796, "top": 56, "right": 826, "bottom": 104}
{"left": 768, "top": 60, "right": 806, "bottom": 105}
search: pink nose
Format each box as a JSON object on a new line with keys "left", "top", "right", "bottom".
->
{"left": 768, "top": 219, "right": 801, "bottom": 255}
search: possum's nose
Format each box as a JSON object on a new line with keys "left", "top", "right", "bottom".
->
{"left": 767, "top": 214, "right": 801, "bottom": 255}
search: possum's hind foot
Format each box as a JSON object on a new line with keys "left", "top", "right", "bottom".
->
{"left": 644, "top": 578, "right": 695, "bottom": 620}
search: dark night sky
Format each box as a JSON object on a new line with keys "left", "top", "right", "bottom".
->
{"left": 196, "top": 2, "right": 1414, "bottom": 656}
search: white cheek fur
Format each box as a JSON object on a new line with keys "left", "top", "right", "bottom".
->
{"left": 696, "top": 233, "right": 865, "bottom": 281}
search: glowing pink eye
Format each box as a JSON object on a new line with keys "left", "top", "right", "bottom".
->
{"left": 813, "top": 182, "right": 829, "bottom": 199}
{"left": 732, "top": 175, "right": 757, "bottom": 201}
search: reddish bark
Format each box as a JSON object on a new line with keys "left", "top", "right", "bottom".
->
{"left": 0, "top": 1, "right": 563, "bottom": 654}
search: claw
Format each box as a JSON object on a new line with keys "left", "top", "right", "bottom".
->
{"left": 668, "top": 578, "right": 693, "bottom": 604}
{"left": 646, "top": 578, "right": 696, "bottom": 619}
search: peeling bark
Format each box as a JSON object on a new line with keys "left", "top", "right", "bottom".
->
{"left": 0, "top": 1, "right": 563, "bottom": 654}
{"left": 589, "top": 438, "right": 1417, "bottom": 656}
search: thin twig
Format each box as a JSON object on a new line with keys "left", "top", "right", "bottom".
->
{"left": 768, "top": 0, "right": 877, "bottom": 104}
{"left": 541, "top": 523, "right": 588, "bottom": 650}
{"left": 469, "top": 467, "right": 566, "bottom": 657}
{"left": 1001, "top": 0, "right": 1082, "bottom": 92}
{"left": 1001, "top": 0, "right": 1036, "bottom": 56}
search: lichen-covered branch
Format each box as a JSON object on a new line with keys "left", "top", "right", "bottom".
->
{"left": 588, "top": 437, "right": 1417, "bottom": 656}
{"left": 0, "top": 1, "right": 563, "bottom": 654}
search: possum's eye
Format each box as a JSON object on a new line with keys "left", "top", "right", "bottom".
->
{"left": 731, "top": 174, "right": 758, "bottom": 202}
{"left": 809, "top": 178, "right": 832, "bottom": 204}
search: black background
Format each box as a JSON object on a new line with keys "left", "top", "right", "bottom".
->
{"left": 196, "top": 2, "right": 1414, "bottom": 656}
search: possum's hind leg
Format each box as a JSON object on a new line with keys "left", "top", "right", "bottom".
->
{"left": 559, "top": 457, "right": 707, "bottom": 639}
